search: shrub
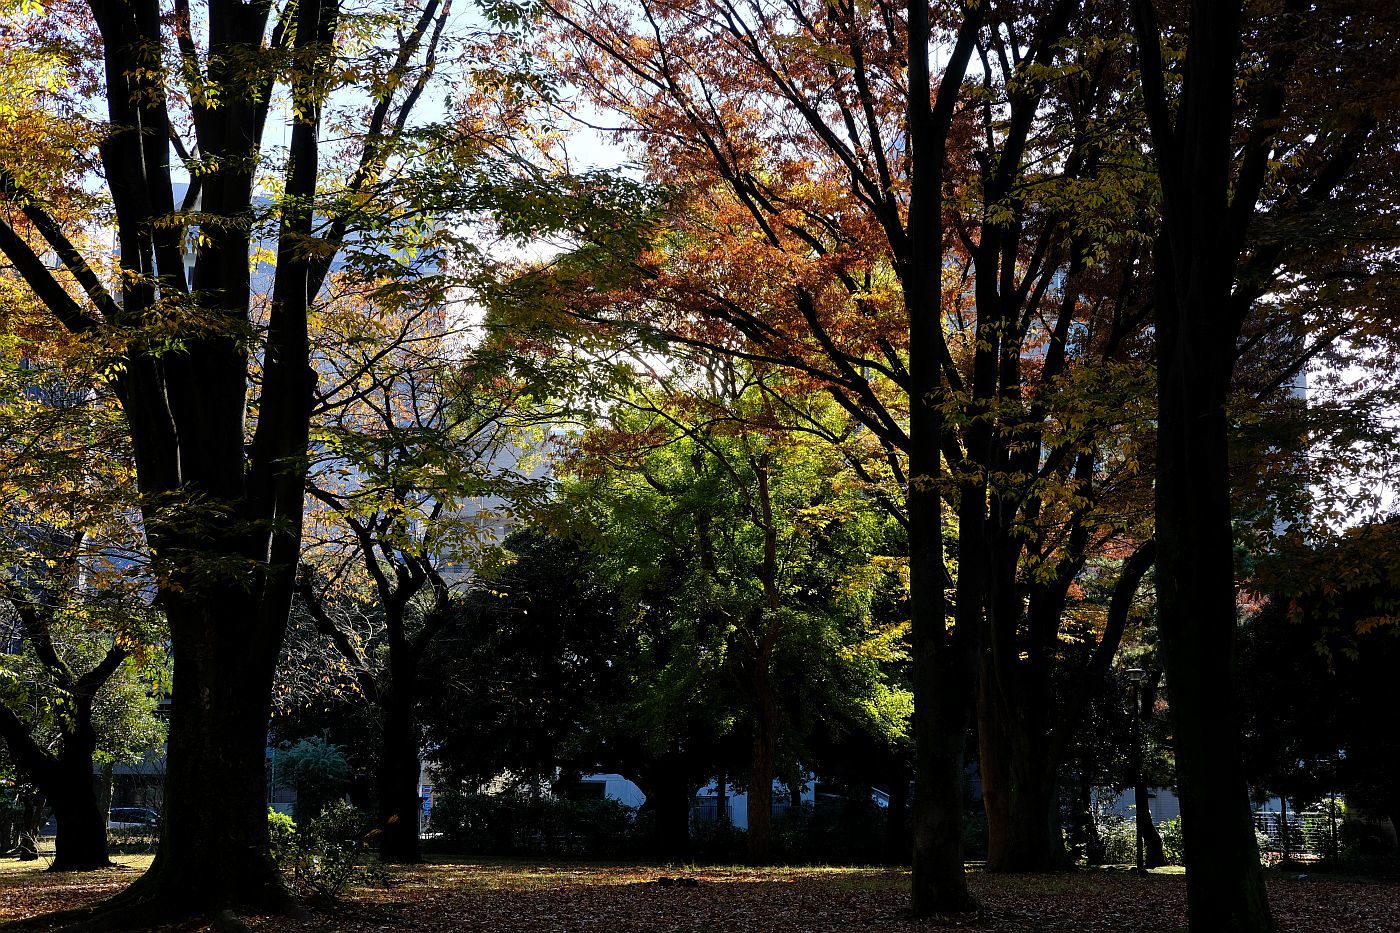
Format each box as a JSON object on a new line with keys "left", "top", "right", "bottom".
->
{"left": 765, "top": 799, "right": 891, "bottom": 865}
{"left": 1095, "top": 814, "right": 1184, "bottom": 866}
{"left": 689, "top": 818, "right": 747, "bottom": 862}
{"left": 272, "top": 738, "right": 351, "bottom": 826}
{"left": 1158, "top": 817, "right": 1183, "bottom": 864}
{"left": 961, "top": 808, "right": 988, "bottom": 862}
{"left": 270, "top": 802, "right": 384, "bottom": 904}
{"left": 268, "top": 808, "right": 297, "bottom": 861}
{"left": 429, "top": 788, "right": 634, "bottom": 857}
{"left": 1098, "top": 814, "right": 1136, "bottom": 865}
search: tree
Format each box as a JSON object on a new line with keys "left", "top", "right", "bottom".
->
{"left": 417, "top": 530, "right": 628, "bottom": 792}
{"left": 295, "top": 291, "right": 532, "bottom": 863}
{"left": 0, "top": 0, "right": 455, "bottom": 919}
{"left": 0, "top": 305, "right": 166, "bottom": 872}
{"left": 1243, "top": 519, "right": 1400, "bottom": 840}
{"left": 1129, "top": 1, "right": 1400, "bottom": 928}
{"left": 524, "top": 0, "right": 1179, "bottom": 886}
{"left": 0, "top": 544, "right": 165, "bottom": 873}
{"left": 526, "top": 0, "right": 1003, "bottom": 905}
{"left": 556, "top": 360, "right": 907, "bottom": 862}
{"left": 272, "top": 738, "right": 352, "bottom": 827}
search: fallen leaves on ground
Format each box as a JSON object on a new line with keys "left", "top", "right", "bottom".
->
{"left": 0, "top": 858, "right": 1395, "bottom": 932}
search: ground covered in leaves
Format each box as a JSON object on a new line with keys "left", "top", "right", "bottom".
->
{"left": 0, "top": 857, "right": 1396, "bottom": 931}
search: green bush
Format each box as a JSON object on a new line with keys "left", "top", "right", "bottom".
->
{"left": 689, "top": 817, "right": 747, "bottom": 861}
{"left": 270, "top": 802, "right": 384, "bottom": 903}
{"left": 1098, "top": 814, "right": 1135, "bottom": 865}
{"left": 961, "top": 808, "right": 988, "bottom": 861}
{"left": 428, "top": 787, "right": 918, "bottom": 864}
{"left": 429, "top": 789, "right": 634, "bottom": 857}
{"left": 762, "top": 800, "right": 893, "bottom": 865}
{"left": 268, "top": 808, "right": 296, "bottom": 861}
{"left": 1095, "top": 814, "right": 1184, "bottom": 866}
{"left": 1326, "top": 814, "right": 1400, "bottom": 876}
{"left": 272, "top": 738, "right": 351, "bottom": 826}
{"left": 1158, "top": 817, "right": 1183, "bottom": 864}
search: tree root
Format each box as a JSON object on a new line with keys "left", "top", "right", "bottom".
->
{"left": 43, "top": 862, "right": 113, "bottom": 875}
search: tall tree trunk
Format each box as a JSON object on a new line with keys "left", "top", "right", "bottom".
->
{"left": 1155, "top": 315, "right": 1271, "bottom": 928}
{"left": 904, "top": 0, "right": 984, "bottom": 913}
{"left": 1132, "top": 1, "right": 1276, "bottom": 927}
{"left": 911, "top": 647, "right": 978, "bottom": 913}
{"left": 979, "top": 548, "right": 1068, "bottom": 873}
{"left": 979, "top": 694, "right": 1066, "bottom": 872}
{"left": 746, "top": 675, "right": 778, "bottom": 864}
{"left": 47, "top": 729, "right": 110, "bottom": 872}
{"left": 1134, "top": 780, "right": 1167, "bottom": 868}
{"left": 883, "top": 764, "right": 910, "bottom": 865}
{"left": 378, "top": 675, "right": 423, "bottom": 864}
{"left": 101, "top": 601, "right": 295, "bottom": 920}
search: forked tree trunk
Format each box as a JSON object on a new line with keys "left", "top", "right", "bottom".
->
{"left": 905, "top": 0, "right": 981, "bottom": 906}
{"left": 0, "top": 715, "right": 111, "bottom": 872}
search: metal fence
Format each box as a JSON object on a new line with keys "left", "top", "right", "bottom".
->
{"left": 1253, "top": 798, "right": 1344, "bottom": 863}
{"left": 691, "top": 796, "right": 794, "bottom": 825}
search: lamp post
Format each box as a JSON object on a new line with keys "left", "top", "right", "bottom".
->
{"left": 1125, "top": 667, "right": 1149, "bottom": 875}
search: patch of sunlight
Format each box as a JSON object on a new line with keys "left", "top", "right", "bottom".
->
{"left": 0, "top": 853, "right": 153, "bottom": 881}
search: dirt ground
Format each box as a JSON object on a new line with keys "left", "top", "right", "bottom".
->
{"left": 0, "top": 857, "right": 1396, "bottom": 931}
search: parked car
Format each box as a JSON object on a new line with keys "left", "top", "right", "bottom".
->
{"left": 107, "top": 807, "right": 160, "bottom": 832}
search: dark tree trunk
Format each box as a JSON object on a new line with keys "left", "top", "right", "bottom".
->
{"left": 378, "top": 676, "right": 423, "bottom": 864}
{"left": 979, "top": 699, "right": 1066, "bottom": 872}
{"left": 85, "top": 600, "right": 298, "bottom": 922}
{"left": 47, "top": 738, "right": 110, "bottom": 872}
{"left": 1131, "top": 1, "right": 1278, "bottom": 928}
{"left": 883, "top": 766, "right": 910, "bottom": 865}
{"left": 1134, "top": 781, "right": 1168, "bottom": 868}
{"left": 48, "top": 784, "right": 109, "bottom": 873}
{"left": 643, "top": 769, "right": 693, "bottom": 860}
{"left": 979, "top": 556, "right": 1068, "bottom": 873}
{"left": 0, "top": 713, "right": 111, "bottom": 871}
{"left": 1153, "top": 278, "right": 1272, "bottom": 930}
{"left": 746, "top": 681, "right": 778, "bottom": 864}
{"left": 910, "top": 648, "right": 978, "bottom": 913}
{"left": 904, "top": 0, "right": 984, "bottom": 914}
